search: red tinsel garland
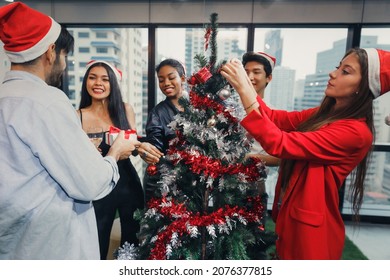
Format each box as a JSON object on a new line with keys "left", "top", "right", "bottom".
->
{"left": 167, "top": 148, "right": 264, "bottom": 181}
{"left": 147, "top": 196, "right": 264, "bottom": 260}
{"left": 189, "top": 91, "right": 238, "bottom": 123}
{"left": 204, "top": 28, "right": 212, "bottom": 51}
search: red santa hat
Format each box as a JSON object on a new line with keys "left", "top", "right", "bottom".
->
{"left": 0, "top": 2, "right": 61, "bottom": 63}
{"left": 364, "top": 48, "right": 390, "bottom": 98}
{"left": 86, "top": 60, "right": 123, "bottom": 83}
{"left": 242, "top": 51, "right": 276, "bottom": 70}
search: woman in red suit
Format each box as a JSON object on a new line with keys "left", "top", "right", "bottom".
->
{"left": 221, "top": 48, "right": 390, "bottom": 259}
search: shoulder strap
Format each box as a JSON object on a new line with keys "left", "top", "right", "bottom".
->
{"left": 78, "top": 109, "right": 83, "bottom": 125}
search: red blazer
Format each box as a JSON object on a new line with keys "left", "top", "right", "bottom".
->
{"left": 241, "top": 96, "right": 372, "bottom": 259}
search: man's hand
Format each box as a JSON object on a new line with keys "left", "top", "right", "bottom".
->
{"left": 107, "top": 130, "right": 141, "bottom": 161}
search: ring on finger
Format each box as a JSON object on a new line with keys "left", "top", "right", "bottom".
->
{"left": 143, "top": 151, "right": 148, "bottom": 158}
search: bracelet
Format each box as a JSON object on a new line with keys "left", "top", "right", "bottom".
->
{"left": 244, "top": 100, "right": 258, "bottom": 110}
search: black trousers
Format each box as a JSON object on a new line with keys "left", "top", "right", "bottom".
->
{"left": 93, "top": 161, "right": 144, "bottom": 260}
{"left": 93, "top": 191, "right": 140, "bottom": 259}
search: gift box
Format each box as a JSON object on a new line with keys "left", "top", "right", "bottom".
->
{"left": 105, "top": 126, "right": 137, "bottom": 145}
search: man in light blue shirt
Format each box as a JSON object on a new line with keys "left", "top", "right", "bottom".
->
{"left": 0, "top": 2, "right": 140, "bottom": 259}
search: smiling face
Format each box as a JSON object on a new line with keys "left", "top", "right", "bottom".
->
{"left": 325, "top": 52, "right": 362, "bottom": 108}
{"left": 157, "top": 65, "right": 184, "bottom": 99}
{"left": 86, "top": 65, "right": 111, "bottom": 101}
{"left": 244, "top": 61, "right": 272, "bottom": 98}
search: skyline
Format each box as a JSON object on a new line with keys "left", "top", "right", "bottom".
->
{"left": 154, "top": 27, "right": 390, "bottom": 81}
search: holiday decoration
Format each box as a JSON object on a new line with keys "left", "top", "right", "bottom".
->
{"left": 146, "top": 164, "right": 158, "bottom": 176}
{"left": 105, "top": 125, "right": 137, "bottom": 145}
{"left": 188, "top": 66, "right": 213, "bottom": 85}
{"left": 206, "top": 116, "right": 217, "bottom": 127}
{"left": 119, "top": 13, "right": 276, "bottom": 260}
{"left": 218, "top": 86, "right": 232, "bottom": 100}
{"left": 114, "top": 242, "right": 138, "bottom": 260}
{"left": 204, "top": 27, "right": 212, "bottom": 51}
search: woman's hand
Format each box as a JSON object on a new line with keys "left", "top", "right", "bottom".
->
{"left": 220, "top": 58, "right": 259, "bottom": 113}
{"left": 137, "top": 142, "right": 164, "bottom": 164}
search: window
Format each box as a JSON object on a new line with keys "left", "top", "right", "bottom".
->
{"left": 67, "top": 62, "right": 74, "bottom": 71}
{"left": 78, "top": 32, "right": 89, "bottom": 38}
{"left": 68, "top": 76, "right": 75, "bottom": 86}
{"left": 96, "top": 47, "right": 108, "bottom": 54}
{"left": 1, "top": 22, "right": 388, "bottom": 221}
{"left": 67, "top": 27, "right": 148, "bottom": 177}
{"left": 254, "top": 28, "right": 347, "bottom": 110}
{"left": 341, "top": 27, "right": 390, "bottom": 217}
{"left": 96, "top": 32, "right": 108, "bottom": 39}
{"left": 156, "top": 27, "right": 247, "bottom": 104}
{"left": 79, "top": 47, "right": 90, "bottom": 53}
{"left": 67, "top": 89, "right": 75, "bottom": 99}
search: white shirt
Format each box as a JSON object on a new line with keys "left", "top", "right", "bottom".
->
{"left": 0, "top": 71, "right": 119, "bottom": 259}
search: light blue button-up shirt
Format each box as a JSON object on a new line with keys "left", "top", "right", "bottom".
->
{"left": 0, "top": 71, "right": 120, "bottom": 259}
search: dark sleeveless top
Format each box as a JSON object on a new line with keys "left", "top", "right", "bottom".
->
{"left": 79, "top": 109, "right": 144, "bottom": 209}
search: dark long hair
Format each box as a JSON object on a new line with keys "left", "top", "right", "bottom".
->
{"left": 279, "top": 48, "right": 374, "bottom": 220}
{"left": 78, "top": 62, "right": 130, "bottom": 130}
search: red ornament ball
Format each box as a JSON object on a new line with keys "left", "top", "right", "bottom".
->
{"left": 147, "top": 164, "right": 158, "bottom": 176}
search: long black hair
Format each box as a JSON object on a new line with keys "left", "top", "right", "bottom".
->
{"left": 79, "top": 62, "right": 130, "bottom": 130}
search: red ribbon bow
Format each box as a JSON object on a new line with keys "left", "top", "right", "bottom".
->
{"left": 108, "top": 125, "right": 137, "bottom": 139}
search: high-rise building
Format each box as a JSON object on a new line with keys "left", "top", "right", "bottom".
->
{"left": 184, "top": 28, "right": 245, "bottom": 76}
{"left": 266, "top": 66, "right": 295, "bottom": 111}
{"left": 264, "top": 29, "right": 283, "bottom": 66}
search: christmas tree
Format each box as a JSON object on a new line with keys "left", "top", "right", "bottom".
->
{"left": 118, "top": 13, "right": 276, "bottom": 260}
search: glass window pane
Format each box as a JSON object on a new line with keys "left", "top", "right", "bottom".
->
{"left": 360, "top": 27, "right": 390, "bottom": 145}
{"left": 254, "top": 28, "right": 348, "bottom": 110}
{"left": 67, "top": 27, "right": 148, "bottom": 177}
{"left": 342, "top": 150, "right": 390, "bottom": 217}
{"left": 78, "top": 47, "right": 90, "bottom": 53}
{"left": 155, "top": 27, "right": 247, "bottom": 104}
{"left": 78, "top": 32, "right": 89, "bottom": 38}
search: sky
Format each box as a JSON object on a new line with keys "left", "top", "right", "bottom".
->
{"left": 150, "top": 27, "right": 390, "bottom": 125}
{"left": 152, "top": 28, "right": 347, "bottom": 80}
{"left": 149, "top": 27, "right": 390, "bottom": 80}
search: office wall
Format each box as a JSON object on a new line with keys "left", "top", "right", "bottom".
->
{"left": 9, "top": 0, "right": 390, "bottom": 25}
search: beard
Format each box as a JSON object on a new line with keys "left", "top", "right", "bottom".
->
{"left": 47, "top": 56, "right": 64, "bottom": 88}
